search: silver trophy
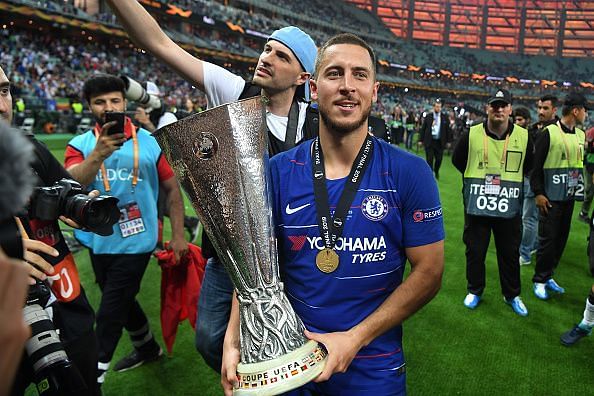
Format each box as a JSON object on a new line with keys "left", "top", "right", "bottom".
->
{"left": 154, "top": 97, "right": 326, "bottom": 395}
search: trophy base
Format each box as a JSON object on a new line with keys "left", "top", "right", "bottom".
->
{"left": 233, "top": 340, "right": 327, "bottom": 396}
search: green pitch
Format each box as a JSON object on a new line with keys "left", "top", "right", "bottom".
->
{"left": 30, "top": 140, "right": 591, "bottom": 395}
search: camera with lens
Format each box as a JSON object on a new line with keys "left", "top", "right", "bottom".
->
{"left": 120, "top": 75, "right": 162, "bottom": 113}
{"left": 29, "top": 178, "right": 120, "bottom": 236}
{"left": 23, "top": 281, "right": 87, "bottom": 395}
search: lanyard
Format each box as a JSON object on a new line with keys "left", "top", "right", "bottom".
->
{"left": 283, "top": 100, "right": 299, "bottom": 151}
{"left": 482, "top": 130, "right": 510, "bottom": 168}
{"left": 265, "top": 100, "right": 299, "bottom": 155}
{"left": 94, "top": 124, "right": 139, "bottom": 193}
{"left": 557, "top": 121, "right": 580, "bottom": 162}
{"left": 311, "top": 135, "right": 373, "bottom": 250}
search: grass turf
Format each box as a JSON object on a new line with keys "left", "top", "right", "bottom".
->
{"left": 28, "top": 140, "right": 593, "bottom": 395}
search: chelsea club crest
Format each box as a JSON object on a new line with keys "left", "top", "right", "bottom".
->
{"left": 361, "top": 194, "right": 389, "bottom": 221}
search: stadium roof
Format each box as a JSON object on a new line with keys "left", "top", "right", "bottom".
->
{"left": 346, "top": 0, "right": 594, "bottom": 57}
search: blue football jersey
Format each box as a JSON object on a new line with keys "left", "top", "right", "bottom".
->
{"left": 270, "top": 137, "right": 444, "bottom": 392}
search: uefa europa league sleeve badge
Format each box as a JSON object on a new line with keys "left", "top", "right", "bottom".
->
{"left": 154, "top": 97, "right": 327, "bottom": 395}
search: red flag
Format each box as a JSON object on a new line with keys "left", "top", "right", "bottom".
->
{"left": 154, "top": 243, "right": 206, "bottom": 355}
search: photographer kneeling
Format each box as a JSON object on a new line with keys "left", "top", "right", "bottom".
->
{"left": 1, "top": 65, "right": 102, "bottom": 396}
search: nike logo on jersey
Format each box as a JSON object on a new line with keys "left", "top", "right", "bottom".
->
{"left": 285, "top": 203, "right": 311, "bottom": 215}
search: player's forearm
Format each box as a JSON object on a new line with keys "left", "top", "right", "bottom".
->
{"left": 225, "top": 291, "right": 241, "bottom": 349}
{"left": 66, "top": 152, "right": 104, "bottom": 187}
{"left": 349, "top": 244, "right": 444, "bottom": 348}
{"left": 165, "top": 182, "right": 185, "bottom": 241}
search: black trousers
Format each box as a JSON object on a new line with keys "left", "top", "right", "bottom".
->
{"left": 463, "top": 214, "right": 522, "bottom": 299}
{"left": 11, "top": 330, "right": 101, "bottom": 396}
{"left": 533, "top": 200, "right": 575, "bottom": 283}
{"left": 425, "top": 139, "right": 443, "bottom": 174}
{"left": 90, "top": 252, "right": 156, "bottom": 364}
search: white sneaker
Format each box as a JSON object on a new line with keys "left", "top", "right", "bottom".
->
{"left": 533, "top": 282, "right": 549, "bottom": 300}
{"left": 519, "top": 256, "right": 531, "bottom": 266}
{"left": 463, "top": 293, "right": 481, "bottom": 309}
{"left": 505, "top": 296, "right": 528, "bottom": 316}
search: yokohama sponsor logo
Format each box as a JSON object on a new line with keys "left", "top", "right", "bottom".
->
{"left": 288, "top": 235, "right": 387, "bottom": 252}
{"left": 307, "top": 236, "right": 386, "bottom": 252}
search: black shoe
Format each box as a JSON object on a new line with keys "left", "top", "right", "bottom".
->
{"left": 560, "top": 324, "right": 591, "bottom": 346}
{"left": 578, "top": 211, "right": 590, "bottom": 224}
{"left": 113, "top": 347, "right": 163, "bottom": 372}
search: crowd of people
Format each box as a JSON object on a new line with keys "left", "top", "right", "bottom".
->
{"left": 1, "top": 1, "right": 593, "bottom": 396}
{"left": 7, "top": 0, "right": 594, "bottom": 120}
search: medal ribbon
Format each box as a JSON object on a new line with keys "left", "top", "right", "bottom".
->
{"left": 94, "top": 121, "right": 139, "bottom": 193}
{"left": 311, "top": 135, "right": 374, "bottom": 251}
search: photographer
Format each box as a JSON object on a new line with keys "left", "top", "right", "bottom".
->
{"left": 0, "top": 65, "right": 100, "bottom": 396}
{"left": 131, "top": 81, "right": 177, "bottom": 133}
{"left": 64, "top": 74, "right": 187, "bottom": 386}
{"left": 0, "top": 247, "right": 30, "bottom": 396}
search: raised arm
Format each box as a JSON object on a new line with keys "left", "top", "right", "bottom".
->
{"left": 105, "top": 0, "right": 206, "bottom": 91}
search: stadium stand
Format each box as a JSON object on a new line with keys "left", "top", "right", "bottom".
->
{"left": 1, "top": 0, "right": 592, "bottom": 134}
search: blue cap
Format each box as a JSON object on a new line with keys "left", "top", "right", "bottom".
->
{"left": 268, "top": 26, "right": 317, "bottom": 101}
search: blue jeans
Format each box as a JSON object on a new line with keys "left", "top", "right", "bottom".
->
{"left": 195, "top": 257, "right": 234, "bottom": 373}
{"left": 520, "top": 178, "right": 538, "bottom": 261}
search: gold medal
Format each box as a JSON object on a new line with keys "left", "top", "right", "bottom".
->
{"left": 316, "top": 248, "right": 340, "bottom": 273}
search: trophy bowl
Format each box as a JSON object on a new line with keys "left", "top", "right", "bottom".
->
{"left": 154, "top": 97, "right": 327, "bottom": 395}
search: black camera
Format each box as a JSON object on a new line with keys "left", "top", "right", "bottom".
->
{"left": 29, "top": 178, "right": 120, "bottom": 236}
{"left": 24, "top": 281, "right": 87, "bottom": 395}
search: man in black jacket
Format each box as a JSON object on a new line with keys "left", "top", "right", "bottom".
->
{"left": 1, "top": 65, "right": 100, "bottom": 396}
{"left": 419, "top": 99, "right": 451, "bottom": 179}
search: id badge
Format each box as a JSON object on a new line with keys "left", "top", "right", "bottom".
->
{"left": 118, "top": 201, "right": 146, "bottom": 237}
{"left": 484, "top": 174, "right": 501, "bottom": 195}
{"left": 567, "top": 170, "right": 579, "bottom": 188}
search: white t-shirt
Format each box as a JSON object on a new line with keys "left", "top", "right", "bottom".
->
{"left": 202, "top": 62, "right": 308, "bottom": 144}
{"left": 157, "top": 111, "right": 178, "bottom": 129}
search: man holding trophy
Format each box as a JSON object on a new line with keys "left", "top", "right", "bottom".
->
{"left": 105, "top": 0, "right": 319, "bottom": 374}
{"left": 220, "top": 34, "right": 445, "bottom": 395}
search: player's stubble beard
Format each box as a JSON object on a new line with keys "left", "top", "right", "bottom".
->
{"left": 319, "top": 99, "right": 372, "bottom": 137}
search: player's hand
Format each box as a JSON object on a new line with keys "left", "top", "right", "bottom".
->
{"left": 305, "top": 328, "right": 363, "bottom": 383}
{"left": 22, "top": 239, "right": 57, "bottom": 285}
{"left": 59, "top": 190, "right": 100, "bottom": 229}
{"left": 168, "top": 237, "right": 188, "bottom": 264}
{"left": 535, "top": 194, "right": 552, "bottom": 215}
{"left": 221, "top": 336, "right": 241, "bottom": 395}
{"left": 95, "top": 121, "right": 126, "bottom": 159}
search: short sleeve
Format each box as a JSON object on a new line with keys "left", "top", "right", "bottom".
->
{"left": 399, "top": 156, "right": 445, "bottom": 247}
{"left": 202, "top": 62, "right": 246, "bottom": 108}
{"left": 157, "top": 153, "right": 174, "bottom": 182}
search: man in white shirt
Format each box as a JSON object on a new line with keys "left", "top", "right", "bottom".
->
{"left": 105, "top": 0, "right": 318, "bottom": 372}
